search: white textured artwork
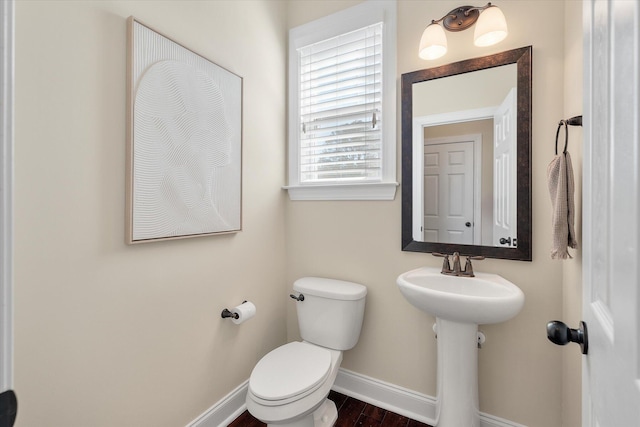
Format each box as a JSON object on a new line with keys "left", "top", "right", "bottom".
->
{"left": 127, "top": 18, "right": 242, "bottom": 243}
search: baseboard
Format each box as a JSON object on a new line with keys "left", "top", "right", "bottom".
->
{"left": 185, "top": 380, "right": 248, "bottom": 427}
{"left": 185, "top": 369, "right": 527, "bottom": 427}
{"left": 334, "top": 368, "right": 527, "bottom": 427}
{"left": 332, "top": 368, "right": 436, "bottom": 424}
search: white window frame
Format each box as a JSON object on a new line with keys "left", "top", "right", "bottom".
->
{"left": 285, "top": 0, "right": 398, "bottom": 201}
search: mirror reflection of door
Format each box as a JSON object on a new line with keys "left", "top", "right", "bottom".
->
{"left": 423, "top": 137, "right": 479, "bottom": 244}
{"left": 411, "top": 63, "right": 519, "bottom": 248}
{"left": 492, "top": 88, "right": 517, "bottom": 247}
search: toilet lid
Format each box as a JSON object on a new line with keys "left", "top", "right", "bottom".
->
{"left": 249, "top": 342, "right": 332, "bottom": 401}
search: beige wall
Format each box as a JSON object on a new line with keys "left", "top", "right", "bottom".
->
{"left": 14, "top": 1, "right": 287, "bottom": 426}
{"left": 287, "top": 1, "right": 569, "bottom": 426}
{"left": 562, "top": 1, "right": 584, "bottom": 426}
{"left": 12, "top": 1, "right": 584, "bottom": 426}
{"left": 413, "top": 64, "right": 517, "bottom": 117}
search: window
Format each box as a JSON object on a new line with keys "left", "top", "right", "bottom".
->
{"left": 286, "top": 1, "right": 397, "bottom": 200}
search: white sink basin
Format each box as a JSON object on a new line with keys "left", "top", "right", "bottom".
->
{"left": 397, "top": 266, "right": 524, "bottom": 324}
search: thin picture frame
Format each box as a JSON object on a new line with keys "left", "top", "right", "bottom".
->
{"left": 126, "top": 17, "right": 242, "bottom": 244}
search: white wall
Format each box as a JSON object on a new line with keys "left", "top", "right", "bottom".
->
{"left": 14, "top": 1, "right": 287, "bottom": 426}
{"left": 286, "top": 1, "right": 569, "bottom": 426}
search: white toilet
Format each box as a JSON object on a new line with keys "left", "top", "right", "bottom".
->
{"left": 246, "top": 277, "right": 367, "bottom": 427}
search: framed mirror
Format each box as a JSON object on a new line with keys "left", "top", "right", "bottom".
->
{"left": 401, "top": 46, "right": 532, "bottom": 261}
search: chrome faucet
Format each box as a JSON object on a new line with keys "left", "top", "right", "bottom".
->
{"left": 433, "top": 252, "right": 485, "bottom": 277}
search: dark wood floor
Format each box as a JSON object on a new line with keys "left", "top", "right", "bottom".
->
{"left": 229, "top": 390, "right": 433, "bottom": 427}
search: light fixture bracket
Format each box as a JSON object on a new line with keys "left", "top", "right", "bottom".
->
{"left": 442, "top": 6, "right": 481, "bottom": 32}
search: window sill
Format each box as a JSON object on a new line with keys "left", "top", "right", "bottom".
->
{"left": 283, "top": 182, "right": 399, "bottom": 201}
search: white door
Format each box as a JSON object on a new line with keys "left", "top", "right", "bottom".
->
{"left": 492, "top": 88, "right": 517, "bottom": 247}
{"left": 582, "top": 1, "right": 640, "bottom": 425}
{"left": 423, "top": 141, "right": 474, "bottom": 244}
{"left": 0, "top": 0, "right": 14, "bottom": 394}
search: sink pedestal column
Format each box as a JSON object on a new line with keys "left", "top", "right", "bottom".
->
{"left": 435, "top": 318, "right": 480, "bottom": 427}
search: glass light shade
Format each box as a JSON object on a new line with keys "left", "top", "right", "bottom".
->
{"left": 419, "top": 23, "right": 447, "bottom": 60}
{"left": 474, "top": 5, "right": 508, "bottom": 47}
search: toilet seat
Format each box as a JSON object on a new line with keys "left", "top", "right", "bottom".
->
{"left": 249, "top": 342, "right": 332, "bottom": 405}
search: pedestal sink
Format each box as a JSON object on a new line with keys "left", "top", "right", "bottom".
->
{"left": 397, "top": 267, "right": 524, "bottom": 427}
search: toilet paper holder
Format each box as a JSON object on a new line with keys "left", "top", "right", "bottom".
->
{"left": 221, "top": 308, "right": 239, "bottom": 320}
{"left": 221, "top": 300, "right": 247, "bottom": 320}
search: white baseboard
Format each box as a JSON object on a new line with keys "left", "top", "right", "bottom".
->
{"left": 185, "top": 369, "right": 527, "bottom": 427}
{"left": 185, "top": 380, "right": 248, "bottom": 427}
{"left": 334, "top": 368, "right": 527, "bottom": 427}
{"left": 332, "top": 368, "right": 436, "bottom": 424}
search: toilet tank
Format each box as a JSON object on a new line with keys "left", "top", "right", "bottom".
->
{"left": 293, "top": 277, "right": 367, "bottom": 351}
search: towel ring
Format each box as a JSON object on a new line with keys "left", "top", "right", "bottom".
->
{"left": 555, "top": 120, "right": 568, "bottom": 155}
{"left": 555, "top": 115, "right": 582, "bottom": 155}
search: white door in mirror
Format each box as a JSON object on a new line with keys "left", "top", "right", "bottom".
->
{"left": 492, "top": 87, "right": 517, "bottom": 247}
{"left": 424, "top": 141, "right": 474, "bottom": 244}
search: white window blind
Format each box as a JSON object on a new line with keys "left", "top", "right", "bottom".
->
{"left": 298, "top": 22, "right": 383, "bottom": 184}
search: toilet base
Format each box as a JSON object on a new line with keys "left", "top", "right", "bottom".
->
{"left": 266, "top": 399, "right": 337, "bottom": 427}
{"left": 313, "top": 399, "right": 338, "bottom": 427}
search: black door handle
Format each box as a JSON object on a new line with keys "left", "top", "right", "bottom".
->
{"left": 465, "top": 222, "right": 471, "bottom": 227}
{"left": 0, "top": 389, "right": 17, "bottom": 427}
{"left": 546, "top": 320, "right": 588, "bottom": 354}
{"left": 499, "top": 237, "right": 511, "bottom": 245}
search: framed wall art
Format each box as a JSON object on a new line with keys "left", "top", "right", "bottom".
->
{"left": 126, "top": 17, "right": 242, "bottom": 244}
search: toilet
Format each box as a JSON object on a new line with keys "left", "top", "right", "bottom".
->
{"left": 246, "top": 277, "right": 367, "bottom": 427}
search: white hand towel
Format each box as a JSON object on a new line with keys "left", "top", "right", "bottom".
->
{"left": 547, "top": 151, "right": 578, "bottom": 259}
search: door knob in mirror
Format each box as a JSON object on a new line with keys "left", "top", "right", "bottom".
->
{"left": 546, "top": 320, "right": 588, "bottom": 354}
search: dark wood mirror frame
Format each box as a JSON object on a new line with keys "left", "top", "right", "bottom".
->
{"left": 401, "top": 46, "right": 532, "bottom": 261}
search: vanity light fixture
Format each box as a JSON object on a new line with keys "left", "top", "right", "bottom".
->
{"left": 419, "top": 2, "right": 508, "bottom": 60}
